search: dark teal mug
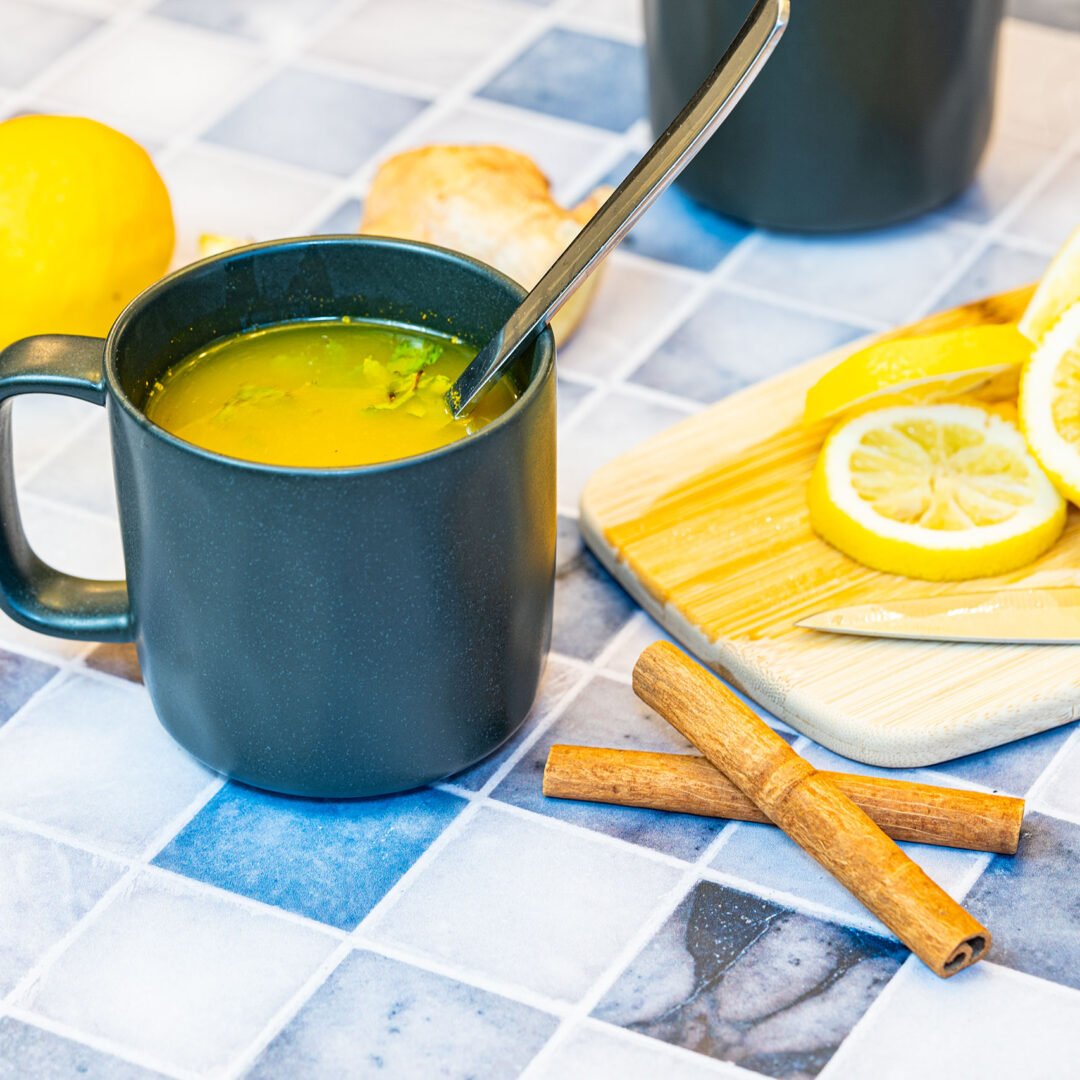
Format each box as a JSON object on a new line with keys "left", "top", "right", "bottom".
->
{"left": 0, "top": 237, "right": 557, "bottom": 797}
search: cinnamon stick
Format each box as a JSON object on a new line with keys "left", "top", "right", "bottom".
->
{"left": 633, "top": 641, "right": 991, "bottom": 978}
{"left": 543, "top": 745, "right": 1023, "bottom": 854}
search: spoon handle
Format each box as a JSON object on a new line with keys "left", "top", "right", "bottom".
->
{"left": 447, "top": 0, "right": 789, "bottom": 417}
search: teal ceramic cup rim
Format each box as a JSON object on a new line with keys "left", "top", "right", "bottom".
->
{"left": 104, "top": 234, "right": 556, "bottom": 478}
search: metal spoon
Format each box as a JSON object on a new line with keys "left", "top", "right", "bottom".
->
{"left": 446, "top": 0, "right": 789, "bottom": 418}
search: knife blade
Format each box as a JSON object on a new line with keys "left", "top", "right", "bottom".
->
{"left": 796, "top": 586, "right": 1080, "bottom": 644}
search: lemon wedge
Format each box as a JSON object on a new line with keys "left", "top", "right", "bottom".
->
{"left": 803, "top": 325, "right": 1031, "bottom": 426}
{"left": 1019, "top": 299, "right": 1080, "bottom": 506}
{"left": 809, "top": 404, "right": 1066, "bottom": 580}
{"left": 1019, "top": 226, "right": 1080, "bottom": 344}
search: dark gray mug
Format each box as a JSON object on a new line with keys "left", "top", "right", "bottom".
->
{"left": 0, "top": 237, "right": 556, "bottom": 797}
{"left": 645, "top": 0, "right": 1005, "bottom": 230}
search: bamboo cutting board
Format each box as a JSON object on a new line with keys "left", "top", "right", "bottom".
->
{"left": 580, "top": 285, "right": 1080, "bottom": 767}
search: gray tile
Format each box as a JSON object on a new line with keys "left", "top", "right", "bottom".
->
{"left": 154, "top": 0, "right": 341, "bottom": 40}
{"left": 928, "top": 720, "right": 1077, "bottom": 796}
{"left": 553, "top": 515, "right": 636, "bottom": 660}
{"left": 0, "top": 1017, "right": 165, "bottom": 1080}
{"left": 931, "top": 242, "right": 1048, "bottom": 312}
{"left": 0, "top": 647, "right": 57, "bottom": 725}
{"left": 452, "top": 656, "right": 582, "bottom": 791}
{"left": 557, "top": 376, "right": 593, "bottom": 426}
{"left": 1008, "top": 0, "right": 1080, "bottom": 33}
{"left": 492, "top": 673, "right": 729, "bottom": 860}
{"left": 205, "top": 67, "right": 429, "bottom": 177}
{"left": 732, "top": 219, "right": 977, "bottom": 326}
{"left": 0, "top": 1, "right": 100, "bottom": 90}
{"left": 631, "top": 290, "right": 866, "bottom": 404}
{"left": 595, "top": 879, "right": 906, "bottom": 1078}
{"left": 965, "top": 812, "right": 1080, "bottom": 990}
{"left": 251, "top": 949, "right": 558, "bottom": 1078}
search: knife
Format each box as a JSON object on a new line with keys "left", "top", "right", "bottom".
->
{"left": 796, "top": 586, "right": 1080, "bottom": 644}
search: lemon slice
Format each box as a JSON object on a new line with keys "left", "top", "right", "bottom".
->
{"left": 1019, "top": 299, "right": 1080, "bottom": 506}
{"left": 803, "top": 325, "right": 1031, "bottom": 426}
{"left": 1019, "top": 226, "right": 1080, "bottom": 344}
{"left": 809, "top": 404, "right": 1066, "bottom": 580}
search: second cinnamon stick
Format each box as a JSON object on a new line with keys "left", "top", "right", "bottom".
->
{"left": 633, "top": 641, "right": 991, "bottom": 978}
{"left": 542, "top": 745, "right": 1023, "bottom": 854}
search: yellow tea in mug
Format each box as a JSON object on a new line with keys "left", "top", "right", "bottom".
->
{"left": 145, "top": 319, "right": 517, "bottom": 467}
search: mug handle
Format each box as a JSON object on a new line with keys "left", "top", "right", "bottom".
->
{"left": 0, "top": 335, "right": 133, "bottom": 642}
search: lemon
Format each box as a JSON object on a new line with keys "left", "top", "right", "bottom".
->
{"left": 0, "top": 115, "right": 174, "bottom": 348}
{"left": 1019, "top": 226, "right": 1080, "bottom": 344}
{"left": 803, "top": 324, "right": 1031, "bottom": 426}
{"left": 1019, "top": 299, "right": 1080, "bottom": 506}
{"left": 809, "top": 404, "right": 1066, "bottom": 580}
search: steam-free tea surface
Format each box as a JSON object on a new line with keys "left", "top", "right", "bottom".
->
{"left": 146, "top": 319, "right": 517, "bottom": 467}
{"left": 581, "top": 285, "right": 1080, "bottom": 767}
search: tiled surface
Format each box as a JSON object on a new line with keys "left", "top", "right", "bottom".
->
{"left": 3, "top": 3, "right": 1080, "bottom": 1077}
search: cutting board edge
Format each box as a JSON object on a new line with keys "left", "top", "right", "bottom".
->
{"left": 579, "top": 502, "right": 1080, "bottom": 767}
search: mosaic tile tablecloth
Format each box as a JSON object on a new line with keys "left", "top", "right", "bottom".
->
{"left": 3, "top": 0, "right": 1080, "bottom": 1076}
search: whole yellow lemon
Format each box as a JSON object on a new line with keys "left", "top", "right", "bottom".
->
{"left": 0, "top": 115, "right": 174, "bottom": 349}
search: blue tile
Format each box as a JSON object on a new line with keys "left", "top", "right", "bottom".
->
{"left": 153, "top": 783, "right": 466, "bottom": 930}
{"left": 314, "top": 196, "right": 363, "bottom": 235}
{"left": 0, "top": 1, "right": 101, "bottom": 90}
{"left": 595, "top": 879, "right": 906, "bottom": 1077}
{"left": 493, "top": 673, "right": 729, "bottom": 860}
{"left": 478, "top": 27, "right": 645, "bottom": 133}
{"left": 553, "top": 515, "right": 636, "bottom": 660}
{"left": 205, "top": 68, "right": 429, "bottom": 177}
{"left": 0, "top": 1017, "right": 164, "bottom": 1080}
{"left": 965, "top": 812, "right": 1080, "bottom": 990}
{"left": 631, "top": 289, "right": 866, "bottom": 403}
{"left": 928, "top": 721, "right": 1077, "bottom": 796}
{"left": 0, "top": 647, "right": 56, "bottom": 725}
{"left": 0, "top": 823, "right": 125, "bottom": 995}
{"left": 250, "top": 949, "right": 558, "bottom": 1078}
{"left": 601, "top": 152, "right": 749, "bottom": 270}
{"left": 153, "top": 0, "right": 341, "bottom": 40}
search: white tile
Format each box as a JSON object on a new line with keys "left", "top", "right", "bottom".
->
{"left": 161, "top": 141, "right": 336, "bottom": 265}
{"left": 565, "top": 0, "right": 644, "bottom": 40}
{"left": 38, "top": 15, "right": 265, "bottom": 141}
{"left": 709, "top": 820, "right": 984, "bottom": 936}
{"left": 397, "top": 98, "right": 615, "bottom": 203}
{"left": 12, "top": 394, "right": 98, "bottom": 483}
{"left": 945, "top": 130, "right": 1053, "bottom": 225}
{"left": 0, "top": 0, "right": 100, "bottom": 90}
{"left": 730, "top": 218, "right": 978, "bottom": 326}
{"left": 369, "top": 806, "right": 681, "bottom": 1002}
{"left": 1006, "top": 150, "right": 1080, "bottom": 251}
{"left": 558, "top": 388, "right": 688, "bottom": 510}
{"left": 309, "top": 0, "right": 533, "bottom": 93}
{"left": 0, "top": 675, "right": 213, "bottom": 855}
{"left": 0, "top": 497, "right": 125, "bottom": 659}
{"left": 532, "top": 1022, "right": 740, "bottom": 1080}
{"left": 20, "top": 871, "right": 338, "bottom": 1074}
{"left": 0, "top": 823, "right": 124, "bottom": 995}
{"left": 557, "top": 256, "right": 693, "bottom": 379}
{"left": 996, "top": 18, "right": 1080, "bottom": 147}
{"left": 25, "top": 411, "right": 117, "bottom": 519}
{"left": 825, "top": 960, "right": 1080, "bottom": 1080}
{"left": 1033, "top": 737, "right": 1080, "bottom": 819}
